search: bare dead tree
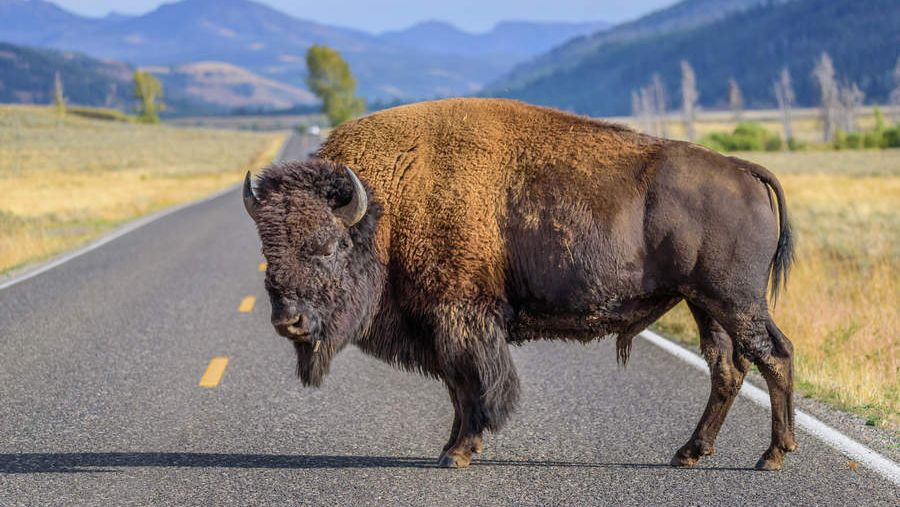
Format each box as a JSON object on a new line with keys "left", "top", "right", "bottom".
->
{"left": 631, "top": 90, "right": 644, "bottom": 130}
{"left": 632, "top": 75, "right": 671, "bottom": 138}
{"left": 890, "top": 56, "right": 900, "bottom": 123}
{"left": 812, "top": 52, "right": 839, "bottom": 141}
{"left": 105, "top": 82, "right": 119, "bottom": 108}
{"left": 681, "top": 60, "right": 698, "bottom": 141}
{"left": 640, "top": 86, "right": 656, "bottom": 135}
{"left": 728, "top": 77, "right": 743, "bottom": 122}
{"left": 651, "top": 73, "right": 668, "bottom": 137}
{"left": 773, "top": 67, "right": 795, "bottom": 142}
{"left": 53, "top": 71, "right": 65, "bottom": 115}
{"left": 837, "top": 81, "right": 865, "bottom": 133}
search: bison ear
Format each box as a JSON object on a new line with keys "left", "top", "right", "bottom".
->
{"left": 333, "top": 165, "right": 368, "bottom": 228}
{"left": 243, "top": 171, "right": 260, "bottom": 221}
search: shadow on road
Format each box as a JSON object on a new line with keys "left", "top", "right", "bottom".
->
{"left": 0, "top": 452, "right": 756, "bottom": 474}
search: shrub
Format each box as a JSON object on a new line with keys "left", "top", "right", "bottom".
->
{"left": 68, "top": 106, "right": 132, "bottom": 122}
{"left": 863, "top": 130, "right": 881, "bottom": 148}
{"left": 787, "top": 137, "right": 806, "bottom": 151}
{"left": 699, "top": 122, "right": 783, "bottom": 152}
{"left": 833, "top": 130, "right": 847, "bottom": 150}
{"left": 845, "top": 132, "right": 864, "bottom": 149}
{"left": 882, "top": 127, "right": 900, "bottom": 148}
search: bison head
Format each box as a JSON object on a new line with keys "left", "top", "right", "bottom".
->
{"left": 243, "top": 159, "right": 382, "bottom": 386}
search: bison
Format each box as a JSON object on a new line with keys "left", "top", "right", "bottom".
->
{"left": 242, "top": 98, "right": 796, "bottom": 470}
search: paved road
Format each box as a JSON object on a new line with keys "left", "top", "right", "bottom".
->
{"left": 1, "top": 135, "right": 897, "bottom": 505}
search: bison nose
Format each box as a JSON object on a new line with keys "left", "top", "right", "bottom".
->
{"left": 272, "top": 304, "right": 316, "bottom": 338}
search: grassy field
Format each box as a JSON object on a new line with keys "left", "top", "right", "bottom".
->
{"left": 652, "top": 148, "right": 899, "bottom": 431}
{"left": 0, "top": 105, "right": 284, "bottom": 274}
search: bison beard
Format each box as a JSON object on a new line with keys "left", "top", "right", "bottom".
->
{"left": 293, "top": 340, "right": 335, "bottom": 387}
{"left": 247, "top": 98, "right": 798, "bottom": 472}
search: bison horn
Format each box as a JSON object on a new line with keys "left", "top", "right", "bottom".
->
{"left": 333, "top": 165, "right": 368, "bottom": 227}
{"left": 243, "top": 171, "right": 259, "bottom": 220}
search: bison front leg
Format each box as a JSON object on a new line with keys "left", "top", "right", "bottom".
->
{"left": 671, "top": 305, "right": 748, "bottom": 467}
{"left": 433, "top": 301, "right": 520, "bottom": 469}
{"left": 442, "top": 387, "right": 484, "bottom": 457}
{"left": 442, "top": 387, "right": 462, "bottom": 454}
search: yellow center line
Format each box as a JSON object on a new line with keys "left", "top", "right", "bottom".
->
{"left": 199, "top": 356, "right": 229, "bottom": 388}
{"left": 238, "top": 295, "right": 256, "bottom": 313}
{"left": 258, "top": 262, "right": 267, "bottom": 272}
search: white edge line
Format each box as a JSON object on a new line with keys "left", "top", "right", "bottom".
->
{"left": 639, "top": 329, "right": 900, "bottom": 485}
{"left": 0, "top": 183, "right": 241, "bottom": 292}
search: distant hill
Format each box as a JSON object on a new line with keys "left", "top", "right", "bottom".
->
{"left": 489, "top": 0, "right": 900, "bottom": 116}
{"left": 380, "top": 20, "right": 609, "bottom": 60}
{"left": 0, "top": 42, "right": 132, "bottom": 108}
{"left": 151, "top": 61, "right": 317, "bottom": 113}
{"left": 489, "top": 0, "right": 788, "bottom": 94}
{"left": 0, "top": 0, "right": 607, "bottom": 101}
{"left": 0, "top": 42, "right": 317, "bottom": 115}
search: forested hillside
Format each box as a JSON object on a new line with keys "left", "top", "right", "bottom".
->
{"left": 490, "top": 0, "right": 900, "bottom": 115}
{"left": 0, "top": 42, "right": 132, "bottom": 107}
{"left": 491, "top": 0, "right": 784, "bottom": 93}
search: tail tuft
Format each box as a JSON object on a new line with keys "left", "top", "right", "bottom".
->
{"left": 738, "top": 159, "right": 794, "bottom": 305}
{"left": 769, "top": 213, "right": 794, "bottom": 304}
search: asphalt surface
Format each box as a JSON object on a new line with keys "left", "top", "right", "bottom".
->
{"left": 0, "top": 135, "right": 897, "bottom": 505}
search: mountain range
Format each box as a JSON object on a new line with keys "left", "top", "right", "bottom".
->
{"left": 3, "top": 0, "right": 894, "bottom": 117}
{"left": 489, "top": 0, "right": 790, "bottom": 93}
{"left": 0, "top": 0, "right": 607, "bottom": 103}
{"left": 0, "top": 41, "right": 319, "bottom": 114}
{"left": 489, "top": 0, "right": 900, "bottom": 115}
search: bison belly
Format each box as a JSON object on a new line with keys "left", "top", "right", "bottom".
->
{"left": 503, "top": 181, "right": 673, "bottom": 343}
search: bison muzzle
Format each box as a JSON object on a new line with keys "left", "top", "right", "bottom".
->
{"left": 243, "top": 98, "right": 798, "bottom": 471}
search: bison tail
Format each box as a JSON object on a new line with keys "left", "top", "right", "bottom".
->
{"left": 744, "top": 162, "right": 795, "bottom": 305}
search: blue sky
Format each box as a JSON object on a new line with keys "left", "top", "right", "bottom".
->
{"left": 49, "top": 0, "right": 678, "bottom": 33}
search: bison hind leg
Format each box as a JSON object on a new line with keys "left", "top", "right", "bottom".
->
{"left": 671, "top": 303, "right": 749, "bottom": 468}
{"left": 687, "top": 295, "right": 797, "bottom": 471}
{"left": 433, "top": 300, "right": 520, "bottom": 468}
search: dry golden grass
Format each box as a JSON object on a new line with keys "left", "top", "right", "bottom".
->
{"left": 0, "top": 105, "right": 284, "bottom": 273}
{"left": 654, "top": 149, "right": 899, "bottom": 431}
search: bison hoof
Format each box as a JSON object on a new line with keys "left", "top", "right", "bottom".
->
{"left": 755, "top": 457, "right": 783, "bottom": 471}
{"left": 670, "top": 453, "right": 699, "bottom": 467}
{"left": 784, "top": 438, "right": 799, "bottom": 453}
{"left": 438, "top": 452, "right": 472, "bottom": 469}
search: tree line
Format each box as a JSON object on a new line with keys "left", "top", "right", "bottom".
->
{"left": 631, "top": 53, "right": 900, "bottom": 145}
{"left": 50, "top": 44, "right": 366, "bottom": 127}
{"left": 53, "top": 70, "right": 166, "bottom": 123}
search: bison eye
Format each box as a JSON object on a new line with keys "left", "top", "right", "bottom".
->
{"left": 311, "top": 239, "right": 338, "bottom": 258}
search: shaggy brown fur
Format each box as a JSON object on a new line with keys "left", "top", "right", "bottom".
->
{"left": 246, "top": 98, "right": 796, "bottom": 471}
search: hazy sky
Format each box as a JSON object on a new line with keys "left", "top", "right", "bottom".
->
{"left": 49, "top": 0, "right": 678, "bottom": 33}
